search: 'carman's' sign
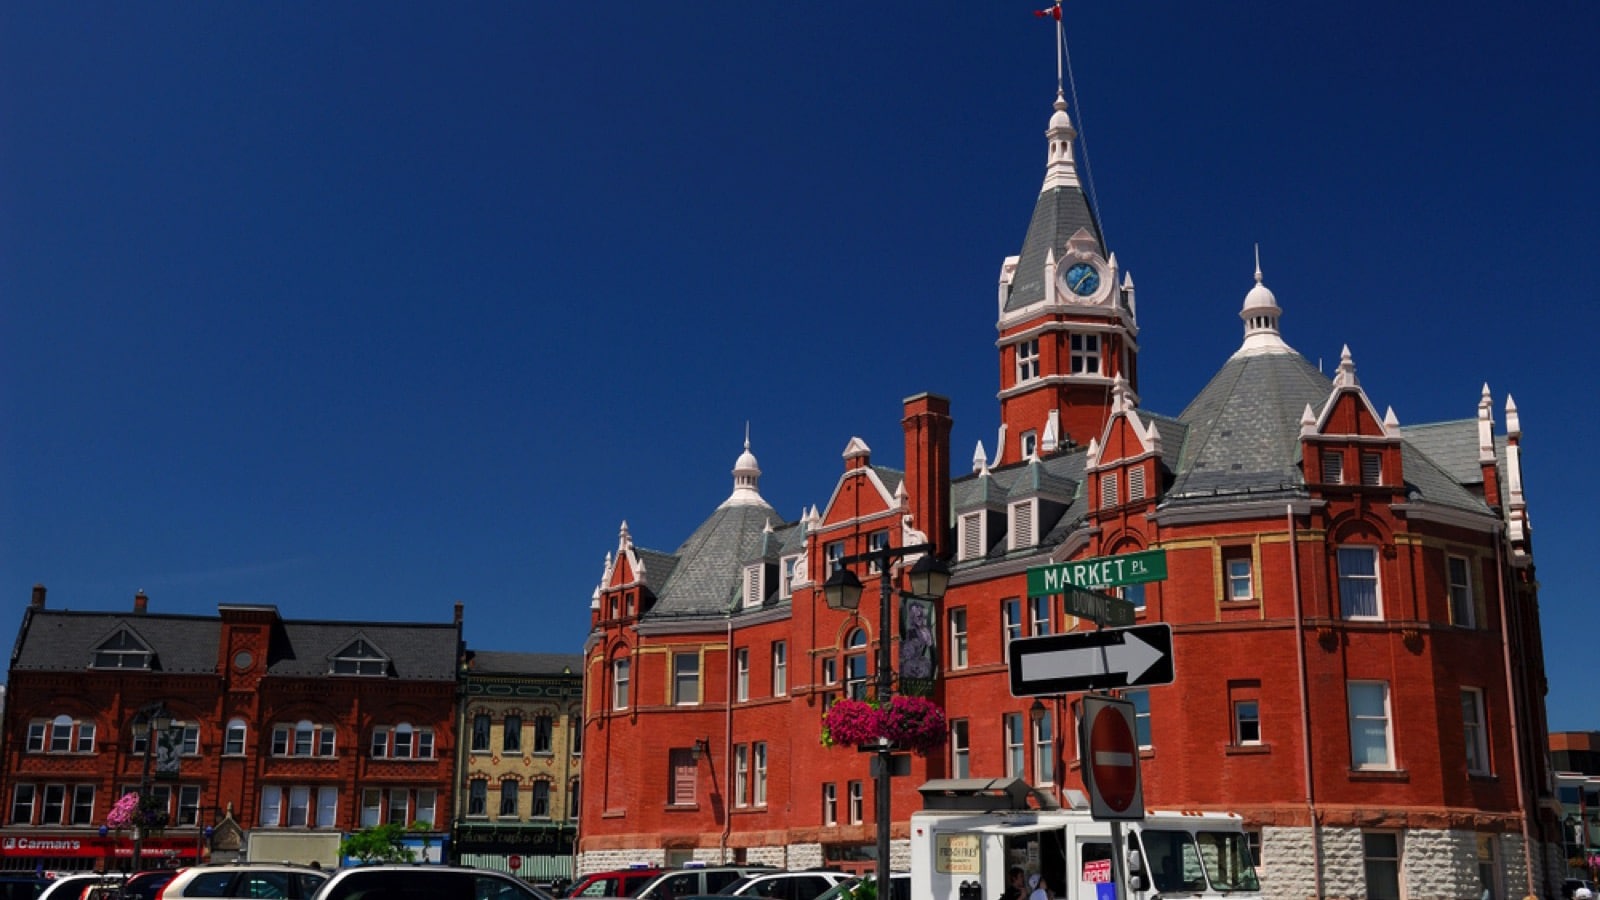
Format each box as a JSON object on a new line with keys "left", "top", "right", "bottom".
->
{"left": 1027, "top": 549, "right": 1168, "bottom": 595}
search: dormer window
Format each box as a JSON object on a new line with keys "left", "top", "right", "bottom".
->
{"left": 742, "top": 563, "right": 765, "bottom": 608}
{"left": 1020, "top": 431, "right": 1038, "bottom": 459}
{"left": 958, "top": 512, "right": 985, "bottom": 562}
{"left": 330, "top": 638, "right": 387, "bottom": 676}
{"left": 92, "top": 629, "right": 152, "bottom": 670}
{"left": 780, "top": 555, "right": 800, "bottom": 599}
{"left": 1009, "top": 500, "right": 1036, "bottom": 551}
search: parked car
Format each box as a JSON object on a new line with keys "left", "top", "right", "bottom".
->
{"left": 37, "top": 875, "right": 124, "bottom": 900}
{"left": 0, "top": 876, "right": 51, "bottom": 900}
{"left": 810, "top": 874, "right": 908, "bottom": 900}
{"left": 156, "top": 863, "right": 328, "bottom": 899}
{"left": 718, "top": 871, "right": 851, "bottom": 900}
{"left": 1563, "top": 879, "right": 1595, "bottom": 900}
{"left": 309, "top": 864, "right": 552, "bottom": 900}
{"left": 633, "top": 867, "right": 774, "bottom": 900}
{"left": 120, "top": 871, "right": 178, "bottom": 900}
{"left": 565, "top": 869, "right": 670, "bottom": 899}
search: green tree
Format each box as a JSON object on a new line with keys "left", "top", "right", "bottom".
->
{"left": 338, "top": 822, "right": 426, "bottom": 864}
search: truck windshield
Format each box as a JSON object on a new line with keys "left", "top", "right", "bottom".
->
{"left": 1195, "top": 830, "right": 1260, "bottom": 891}
{"left": 1135, "top": 829, "right": 1260, "bottom": 894}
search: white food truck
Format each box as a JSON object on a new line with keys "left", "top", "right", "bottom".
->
{"left": 910, "top": 779, "right": 1261, "bottom": 900}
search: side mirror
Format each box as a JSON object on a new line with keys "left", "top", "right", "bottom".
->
{"left": 1126, "top": 850, "right": 1144, "bottom": 874}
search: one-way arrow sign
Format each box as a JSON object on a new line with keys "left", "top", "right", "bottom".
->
{"left": 1008, "top": 624, "right": 1175, "bottom": 696}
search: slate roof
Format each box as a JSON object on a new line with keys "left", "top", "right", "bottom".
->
{"left": 1168, "top": 350, "right": 1332, "bottom": 501}
{"left": 1003, "top": 186, "right": 1106, "bottom": 313}
{"left": 1397, "top": 441, "right": 1493, "bottom": 515}
{"left": 468, "top": 649, "right": 582, "bottom": 676}
{"left": 1400, "top": 419, "right": 1504, "bottom": 488}
{"left": 11, "top": 608, "right": 460, "bottom": 681}
{"left": 646, "top": 500, "right": 786, "bottom": 618}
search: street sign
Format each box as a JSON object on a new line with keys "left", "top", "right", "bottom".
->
{"left": 509, "top": 855, "right": 522, "bottom": 872}
{"left": 1007, "top": 623, "right": 1175, "bottom": 696}
{"left": 1027, "top": 549, "right": 1168, "bottom": 595}
{"left": 1079, "top": 694, "right": 1145, "bottom": 821}
{"left": 1058, "top": 585, "right": 1136, "bottom": 627}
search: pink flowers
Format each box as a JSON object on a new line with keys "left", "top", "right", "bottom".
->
{"left": 105, "top": 792, "right": 167, "bottom": 832}
{"left": 822, "top": 696, "right": 947, "bottom": 755}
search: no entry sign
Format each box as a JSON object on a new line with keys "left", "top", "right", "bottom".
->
{"left": 1079, "top": 694, "right": 1145, "bottom": 821}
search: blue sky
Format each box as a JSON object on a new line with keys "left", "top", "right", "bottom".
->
{"left": 2, "top": 3, "right": 1596, "bottom": 729}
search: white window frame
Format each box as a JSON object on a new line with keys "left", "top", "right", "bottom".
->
{"left": 866, "top": 530, "right": 890, "bottom": 574}
{"left": 71, "top": 785, "right": 95, "bottom": 825}
{"left": 1020, "top": 430, "right": 1038, "bottom": 459}
{"left": 260, "top": 786, "right": 283, "bottom": 827}
{"left": 1339, "top": 546, "right": 1382, "bottom": 619}
{"left": 742, "top": 563, "right": 764, "bottom": 608}
{"left": 224, "top": 719, "right": 247, "bottom": 755}
{"left": 734, "top": 745, "right": 749, "bottom": 808}
{"left": 1029, "top": 595, "right": 1051, "bottom": 637}
{"left": 1002, "top": 598, "right": 1023, "bottom": 652}
{"left": 1004, "top": 712, "right": 1025, "bottom": 778}
{"left": 753, "top": 742, "right": 768, "bottom": 806}
{"left": 1349, "top": 681, "right": 1394, "bottom": 770}
{"left": 822, "top": 783, "right": 837, "bottom": 826}
{"left": 736, "top": 648, "right": 750, "bottom": 702}
{"left": 1128, "top": 465, "right": 1147, "bottom": 502}
{"left": 780, "top": 555, "right": 799, "bottom": 599}
{"left": 672, "top": 653, "right": 700, "bottom": 706}
{"left": 612, "top": 659, "right": 630, "bottom": 711}
{"left": 1234, "top": 700, "right": 1261, "bottom": 745}
{"left": 1463, "top": 688, "right": 1489, "bottom": 775}
{"left": 951, "top": 719, "right": 970, "bottom": 779}
{"left": 772, "top": 641, "right": 787, "bottom": 696}
{"left": 959, "top": 512, "right": 985, "bottom": 562}
{"left": 1127, "top": 689, "right": 1153, "bottom": 749}
{"left": 949, "top": 608, "right": 968, "bottom": 670}
{"left": 1032, "top": 710, "right": 1055, "bottom": 786}
{"left": 1069, "top": 332, "right": 1101, "bottom": 374}
{"left": 1101, "top": 472, "right": 1119, "bottom": 508}
{"left": 1448, "top": 555, "right": 1476, "bottom": 628}
{"left": 847, "top": 781, "right": 863, "bottom": 825}
{"left": 1016, "top": 338, "right": 1040, "bottom": 383}
{"left": 1226, "top": 552, "right": 1253, "bottom": 602}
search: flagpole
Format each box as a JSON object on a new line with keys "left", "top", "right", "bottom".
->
{"left": 1055, "top": 1, "right": 1064, "bottom": 94}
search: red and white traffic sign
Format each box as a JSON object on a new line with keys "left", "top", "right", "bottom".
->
{"left": 509, "top": 855, "right": 522, "bottom": 872}
{"left": 1079, "top": 694, "right": 1145, "bottom": 821}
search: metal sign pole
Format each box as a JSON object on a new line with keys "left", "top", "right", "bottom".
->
{"left": 1109, "top": 820, "right": 1130, "bottom": 900}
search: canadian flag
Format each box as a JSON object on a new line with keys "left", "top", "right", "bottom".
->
{"left": 1034, "top": 5, "right": 1061, "bottom": 20}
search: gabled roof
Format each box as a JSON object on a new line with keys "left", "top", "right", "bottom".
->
{"left": 1169, "top": 350, "right": 1332, "bottom": 501}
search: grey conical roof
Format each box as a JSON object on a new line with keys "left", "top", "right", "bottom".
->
{"left": 1168, "top": 350, "right": 1332, "bottom": 501}
{"left": 648, "top": 500, "right": 781, "bottom": 618}
{"left": 1003, "top": 185, "right": 1105, "bottom": 313}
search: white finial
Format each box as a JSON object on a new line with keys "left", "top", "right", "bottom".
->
{"left": 1477, "top": 385, "right": 1496, "bottom": 462}
{"left": 725, "top": 430, "right": 768, "bottom": 507}
{"left": 1233, "top": 248, "right": 1292, "bottom": 357}
{"left": 1254, "top": 243, "right": 1262, "bottom": 283}
{"left": 1505, "top": 395, "right": 1521, "bottom": 437}
{"left": 1041, "top": 92, "right": 1081, "bottom": 192}
{"left": 1333, "top": 345, "right": 1359, "bottom": 387}
{"left": 973, "top": 441, "right": 987, "bottom": 473}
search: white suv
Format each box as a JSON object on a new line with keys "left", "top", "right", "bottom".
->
{"left": 309, "top": 865, "right": 551, "bottom": 900}
{"left": 158, "top": 863, "right": 328, "bottom": 898}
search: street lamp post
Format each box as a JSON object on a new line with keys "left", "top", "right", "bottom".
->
{"left": 131, "top": 703, "right": 173, "bottom": 873}
{"left": 823, "top": 542, "right": 950, "bottom": 897}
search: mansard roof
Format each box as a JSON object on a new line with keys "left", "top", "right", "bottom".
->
{"left": 12, "top": 608, "right": 459, "bottom": 680}
{"left": 466, "top": 649, "right": 582, "bottom": 677}
{"left": 1400, "top": 419, "right": 1505, "bottom": 488}
{"left": 1168, "top": 349, "right": 1332, "bottom": 502}
{"left": 645, "top": 500, "right": 786, "bottom": 618}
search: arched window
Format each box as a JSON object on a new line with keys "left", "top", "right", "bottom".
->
{"left": 845, "top": 629, "right": 868, "bottom": 700}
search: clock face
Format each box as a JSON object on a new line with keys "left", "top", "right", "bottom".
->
{"left": 1064, "top": 261, "right": 1100, "bottom": 296}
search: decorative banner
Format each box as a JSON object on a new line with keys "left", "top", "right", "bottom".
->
{"left": 155, "top": 729, "right": 182, "bottom": 779}
{"left": 898, "top": 595, "right": 937, "bottom": 697}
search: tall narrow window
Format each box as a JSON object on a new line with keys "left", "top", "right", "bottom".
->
{"left": 472, "top": 714, "right": 491, "bottom": 752}
{"left": 772, "top": 641, "right": 787, "bottom": 696}
{"left": 959, "top": 513, "right": 984, "bottom": 562}
{"left": 1128, "top": 466, "right": 1147, "bottom": 502}
{"left": 532, "top": 781, "right": 550, "bottom": 818}
{"left": 534, "top": 715, "right": 553, "bottom": 754}
{"left": 1361, "top": 452, "right": 1382, "bottom": 485}
{"left": 845, "top": 630, "right": 868, "bottom": 700}
{"left": 259, "top": 786, "right": 282, "bottom": 827}
{"left": 224, "top": 720, "right": 247, "bottom": 755}
{"left": 951, "top": 720, "right": 970, "bottom": 779}
{"left": 780, "top": 556, "right": 798, "bottom": 599}
{"left": 949, "top": 608, "right": 968, "bottom": 670}
{"left": 1349, "top": 681, "right": 1393, "bottom": 770}
{"left": 10, "top": 786, "right": 35, "bottom": 825}
{"left": 71, "top": 785, "right": 95, "bottom": 826}
{"left": 315, "top": 787, "right": 336, "bottom": 828}
{"left": 41, "top": 786, "right": 65, "bottom": 825}
{"left": 1004, "top": 713, "right": 1025, "bottom": 778}
{"left": 361, "top": 789, "right": 382, "bottom": 827}
{"left": 612, "top": 659, "right": 630, "bottom": 711}
{"left": 1100, "top": 472, "right": 1119, "bottom": 508}
{"left": 753, "top": 743, "right": 768, "bottom": 806}
{"left": 736, "top": 649, "right": 750, "bottom": 702}
{"left": 287, "top": 786, "right": 311, "bottom": 827}
{"left": 734, "top": 746, "right": 749, "bottom": 808}
{"left": 1069, "top": 333, "right": 1101, "bottom": 374}
{"left": 822, "top": 784, "right": 837, "bottom": 826}
{"left": 1448, "top": 555, "right": 1476, "bottom": 628}
{"left": 502, "top": 717, "right": 521, "bottom": 753}
{"left": 1032, "top": 710, "right": 1055, "bottom": 785}
{"left": 1016, "top": 338, "right": 1040, "bottom": 383}
{"left": 1339, "top": 547, "right": 1381, "bottom": 619}
{"left": 1362, "top": 832, "right": 1402, "bottom": 900}
{"left": 499, "top": 780, "right": 519, "bottom": 818}
{"left": 848, "top": 782, "right": 863, "bottom": 824}
{"left": 825, "top": 541, "right": 846, "bottom": 575}
{"left": 1462, "top": 688, "right": 1489, "bottom": 775}
{"left": 673, "top": 654, "right": 700, "bottom": 705}
{"left": 1322, "top": 452, "right": 1344, "bottom": 485}
{"left": 467, "top": 780, "right": 487, "bottom": 817}
{"left": 1010, "top": 501, "right": 1036, "bottom": 549}
{"left": 415, "top": 790, "right": 437, "bottom": 826}
{"left": 1225, "top": 550, "right": 1253, "bottom": 601}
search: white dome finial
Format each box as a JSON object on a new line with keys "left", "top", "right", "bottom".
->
{"left": 724, "top": 428, "right": 767, "bottom": 507}
{"left": 1233, "top": 246, "right": 1294, "bottom": 358}
{"left": 1041, "top": 92, "right": 1081, "bottom": 192}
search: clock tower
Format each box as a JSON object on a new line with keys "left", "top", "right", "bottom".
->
{"left": 991, "top": 92, "right": 1138, "bottom": 467}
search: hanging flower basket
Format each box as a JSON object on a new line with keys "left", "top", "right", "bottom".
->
{"left": 821, "top": 696, "right": 946, "bottom": 755}
{"left": 106, "top": 792, "right": 168, "bottom": 834}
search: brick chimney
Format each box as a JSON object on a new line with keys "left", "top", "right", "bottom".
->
{"left": 902, "top": 392, "right": 953, "bottom": 558}
{"left": 30, "top": 584, "right": 45, "bottom": 609}
{"left": 134, "top": 590, "right": 148, "bottom": 614}
{"left": 453, "top": 601, "right": 464, "bottom": 625}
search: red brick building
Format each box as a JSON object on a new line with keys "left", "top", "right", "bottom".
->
{"left": 578, "top": 92, "right": 1555, "bottom": 899}
{"left": 0, "top": 589, "right": 460, "bottom": 872}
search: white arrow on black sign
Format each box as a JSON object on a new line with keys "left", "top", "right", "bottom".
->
{"left": 1007, "top": 623, "right": 1176, "bottom": 696}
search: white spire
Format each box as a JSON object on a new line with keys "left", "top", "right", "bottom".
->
{"left": 1232, "top": 247, "right": 1294, "bottom": 357}
{"left": 723, "top": 430, "right": 768, "bottom": 507}
{"left": 1041, "top": 92, "right": 1082, "bottom": 192}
